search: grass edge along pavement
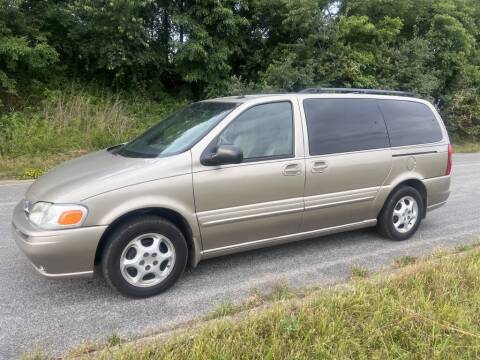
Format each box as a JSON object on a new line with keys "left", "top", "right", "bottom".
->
{"left": 22, "top": 239, "right": 480, "bottom": 360}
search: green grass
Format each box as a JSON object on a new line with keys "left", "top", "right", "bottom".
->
{"left": 393, "top": 255, "right": 418, "bottom": 268}
{"left": 204, "top": 282, "right": 296, "bottom": 321}
{"left": 0, "top": 150, "right": 88, "bottom": 179}
{"left": 20, "top": 349, "right": 48, "bottom": 360}
{"left": 204, "top": 301, "right": 239, "bottom": 320}
{"left": 270, "top": 281, "right": 294, "bottom": 301}
{"left": 456, "top": 242, "right": 480, "bottom": 253}
{"left": 68, "top": 246, "right": 480, "bottom": 360}
{"left": 350, "top": 266, "right": 370, "bottom": 279}
{"left": 453, "top": 141, "right": 480, "bottom": 153}
{"left": 0, "top": 86, "right": 185, "bottom": 179}
{"left": 106, "top": 334, "right": 122, "bottom": 347}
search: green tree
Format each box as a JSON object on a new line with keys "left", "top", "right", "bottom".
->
{"left": 315, "top": 15, "right": 403, "bottom": 88}
{"left": 445, "top": 89, "right": 480, "bottom": 137}
{"left": 48, "top": 0, "right": 163, "bottom": 89}
{"left": 0, "top": 0, "right": 58, "bottom": 102}
{"left": 172, "top": 0, "right": 249, "bottom": 97}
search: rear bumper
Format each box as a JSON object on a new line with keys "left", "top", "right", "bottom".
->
{"left": 11, "top": 201, "right": 107, "bottom": 278}
{"left": 424, "top": 175, "right": 451, "bottom": 212}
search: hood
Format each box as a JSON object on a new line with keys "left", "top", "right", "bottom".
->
{"left": 26, "top": 149, "right": 191, "bottom": 203}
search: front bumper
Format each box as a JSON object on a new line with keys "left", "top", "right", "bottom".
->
{"left": 11, "top": 201, "right": 107, "bottom": 278}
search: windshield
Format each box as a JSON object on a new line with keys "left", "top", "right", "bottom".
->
{"left": 118, "top": 101, "right": 238, "bottom": 158}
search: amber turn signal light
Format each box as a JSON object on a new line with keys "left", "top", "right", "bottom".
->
{"left": 58, "top": 210, "right": 84, "bottom": 225}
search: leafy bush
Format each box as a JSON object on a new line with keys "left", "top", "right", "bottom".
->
{"left": 0, "top": 1, "right": 58, "bottom": 102}
{"left": 445, "top": 89, "right": 480, "bottom": 138}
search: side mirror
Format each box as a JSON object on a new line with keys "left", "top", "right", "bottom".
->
{"left": 202, "top": 145, "right": 243, "bottom": 166}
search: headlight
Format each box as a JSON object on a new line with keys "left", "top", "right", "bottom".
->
{"left": 27, "top": 202, "right": 88, "bottom": 230}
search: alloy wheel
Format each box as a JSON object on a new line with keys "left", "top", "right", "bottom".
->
{"left": 119, "top": 233, "right": 176, "bottom": 287}
{"left": 392, "top": 195, "right": 419, "bottom": 234}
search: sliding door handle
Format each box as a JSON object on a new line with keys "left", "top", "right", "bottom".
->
{"left": 311, "top": 161, "right": 328, "bottom": 173}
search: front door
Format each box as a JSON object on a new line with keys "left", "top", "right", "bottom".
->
{"left": 192, "top": 100, "right": 305, "bottom": 251}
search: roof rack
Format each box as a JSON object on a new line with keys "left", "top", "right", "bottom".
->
{"left": 299, "top": 87, "right": 415, "bottom": 97}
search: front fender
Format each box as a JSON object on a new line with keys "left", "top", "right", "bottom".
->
{"left": 82, "top": 173, "right": 203, "bottom": 267}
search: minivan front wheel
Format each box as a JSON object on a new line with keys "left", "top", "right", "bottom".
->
{"left": 102, "top": 216, "right": 187, "bottom": 297}
{"left": 119, "top": 233, "right": 176, "bottom": 288}
{"left": 377, "top": 186, "right": 424, "bottom": 241}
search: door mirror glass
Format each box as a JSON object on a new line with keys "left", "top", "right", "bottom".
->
{"left": 203, "top": 145, "right": 243, "bottom": 166}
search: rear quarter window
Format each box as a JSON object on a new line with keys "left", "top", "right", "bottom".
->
{"left": 378, "top": 100, "right": 443, "bottom": 147}
{"left": 303, "top": 98, "right": 389, "bottom": 155}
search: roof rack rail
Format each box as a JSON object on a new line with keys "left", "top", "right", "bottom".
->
{"left": 299, "top": 87, "right": 415, "bottom": 97}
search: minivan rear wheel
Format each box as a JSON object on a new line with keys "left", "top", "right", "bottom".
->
{"left": 101, "top": 215, "right": 187, "bottom": 297}
{"left": 377, "top": 186, "right": 424, "bottom": 241}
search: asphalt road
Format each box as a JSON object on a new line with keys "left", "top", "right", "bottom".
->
{"left": 0, "top": 153, "right": 479, "bottom": 359}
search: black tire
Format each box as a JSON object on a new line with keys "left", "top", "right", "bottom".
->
{"left": 101, "top": 215, "right": 188, "bottom": 298}
{"left": 377, "top": 186, "right": 424, "bottom": 241}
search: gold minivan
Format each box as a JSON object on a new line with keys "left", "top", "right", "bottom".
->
{"left": 11, "top": 89, "right": 452, "bottom": 297}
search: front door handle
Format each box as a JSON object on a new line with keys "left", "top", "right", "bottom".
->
{"left": 283, "top": 163, "right": 301, "bottom": 176}
{"left": 311, "top": 161, "right": 328, "bottom": 173}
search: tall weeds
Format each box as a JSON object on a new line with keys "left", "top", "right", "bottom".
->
{"left": 0, "top": 87, "right": 184, "bottom": 158}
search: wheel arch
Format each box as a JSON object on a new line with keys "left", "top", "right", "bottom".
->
{"left": 94, "top": 207, "right": 199, "bottom": 268}
{"left": 381, "top": 178, "right": 428, "bottom": 219}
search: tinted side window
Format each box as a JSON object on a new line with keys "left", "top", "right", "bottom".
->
{"left": 217, "top": 102, "right": 294, "bottom": 160}
{"left": 303, "top": 99, "right": 389, "bottom": 155}
{"left": 378, "top": 100, "right": 443, "bottom": 147}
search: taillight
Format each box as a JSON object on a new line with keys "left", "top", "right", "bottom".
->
{"left": 445, "top": 144, "right": 452, "bottom": 175}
